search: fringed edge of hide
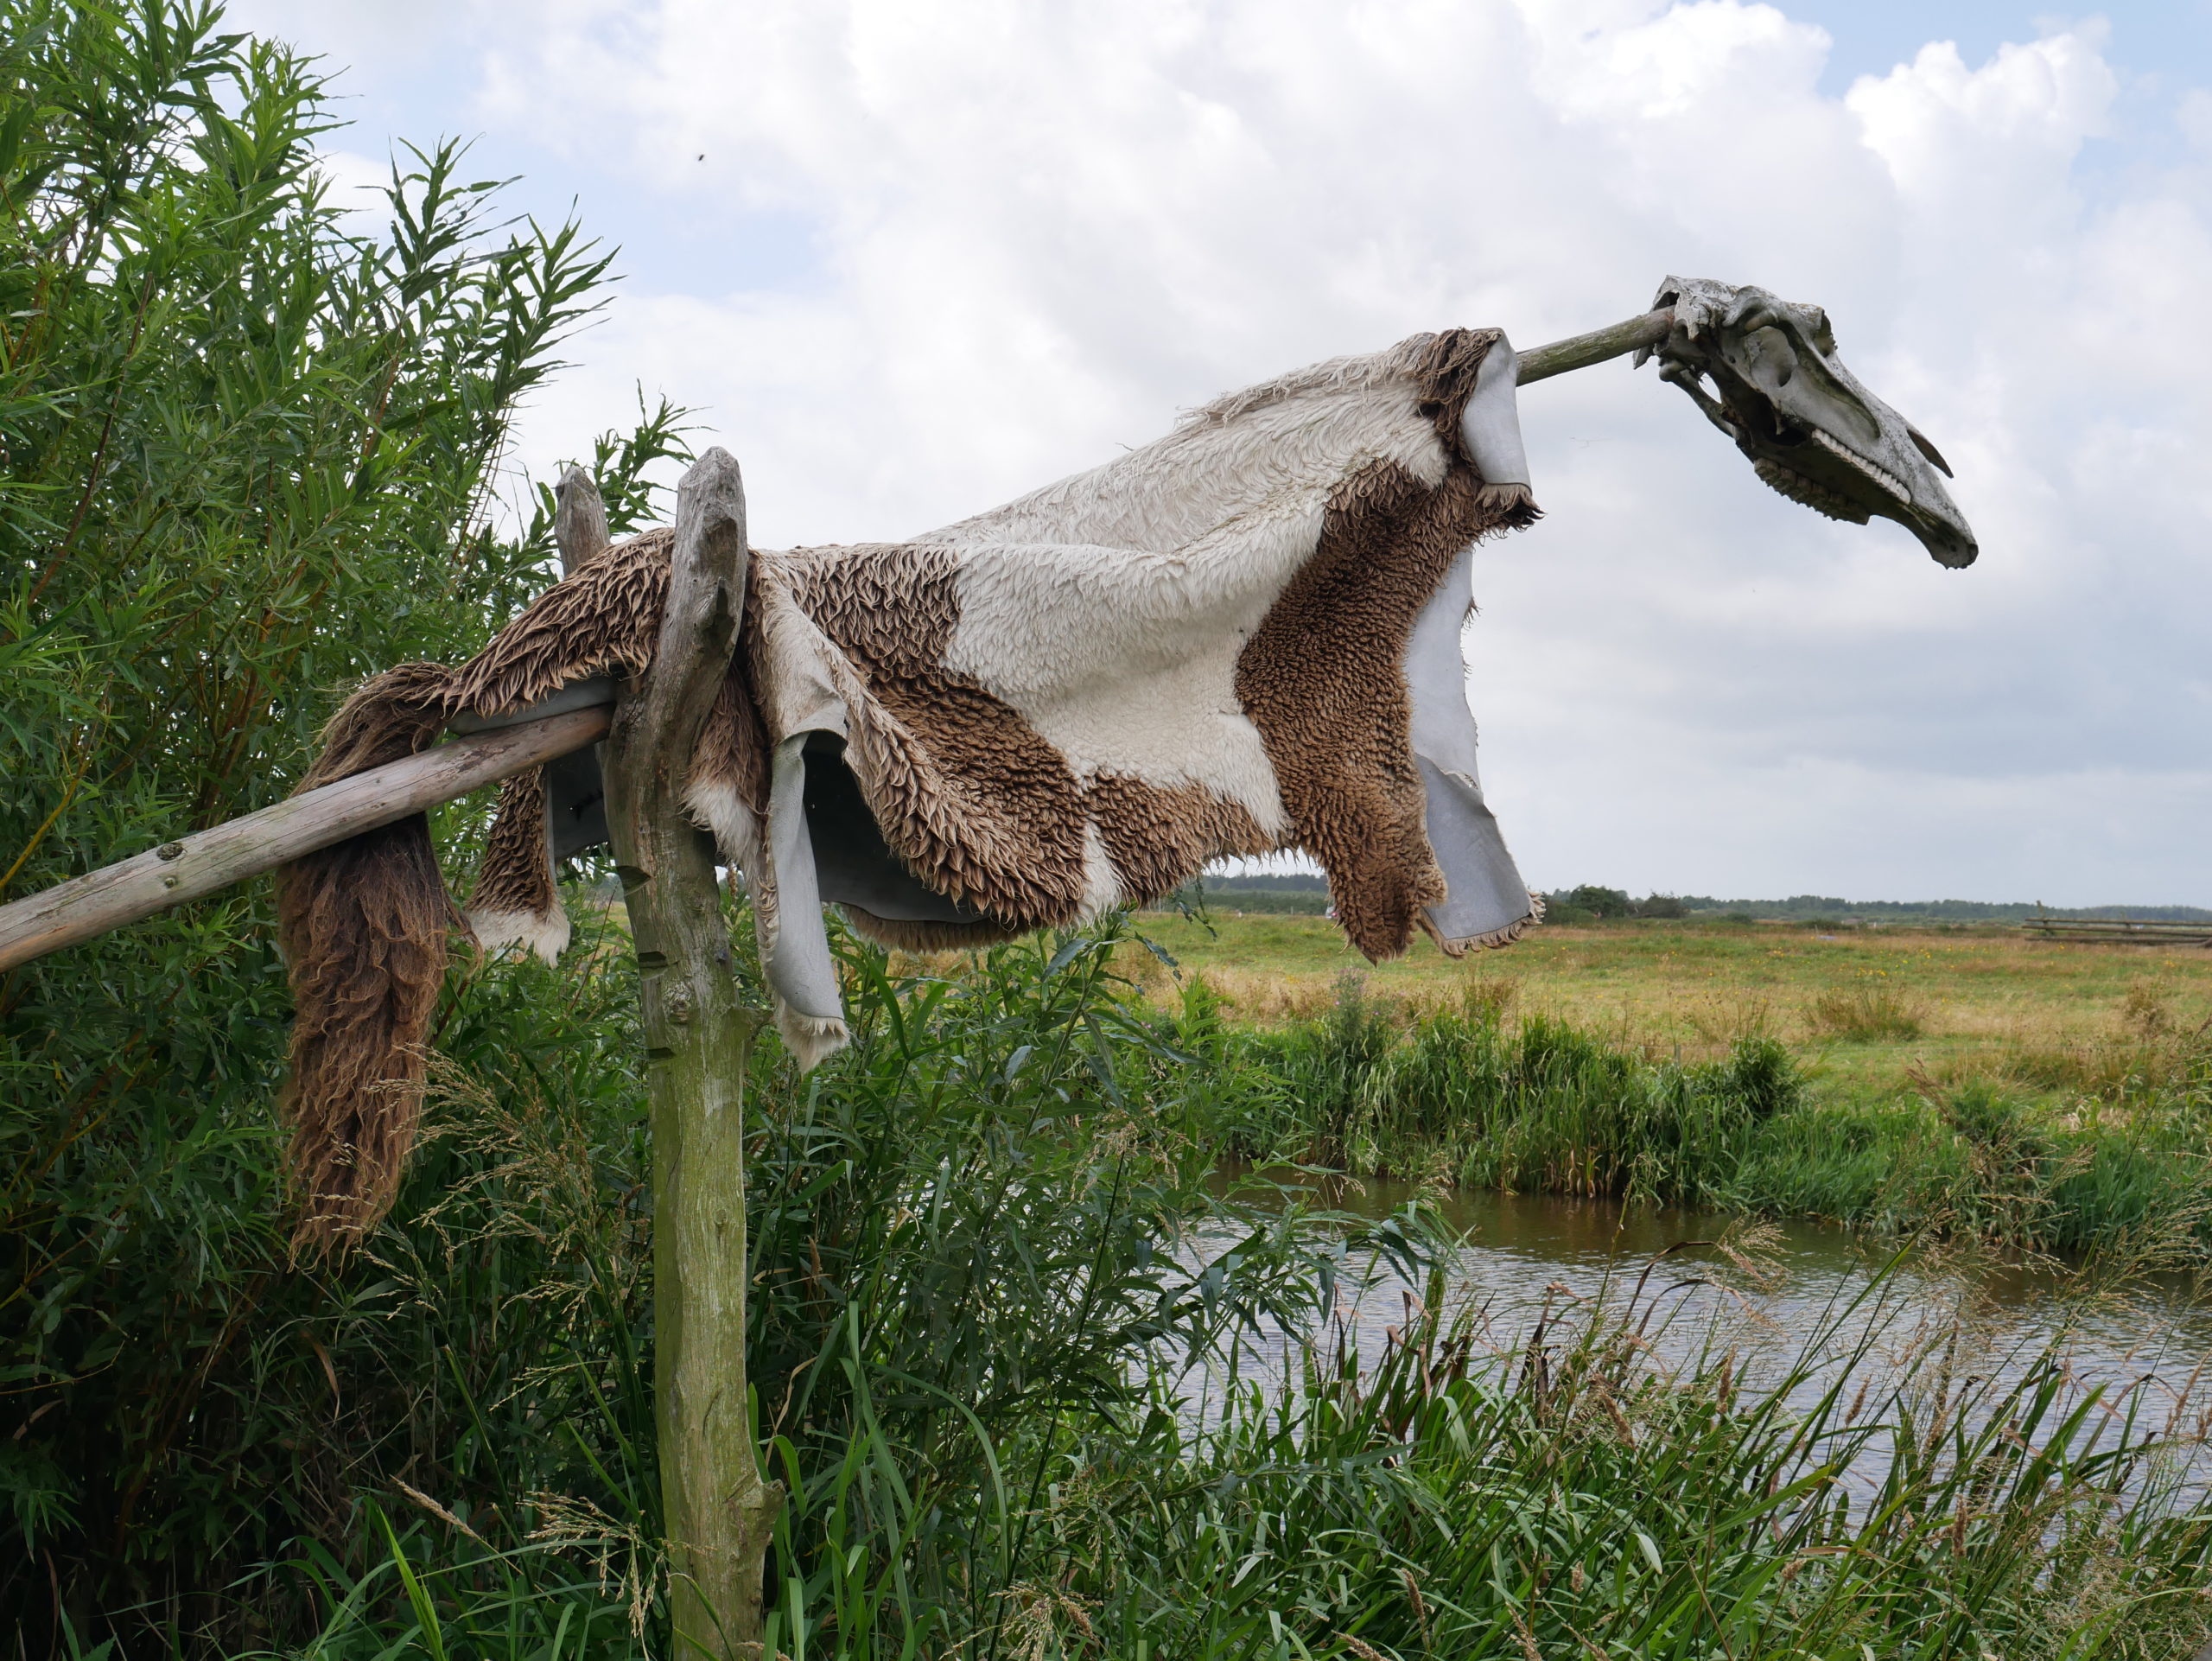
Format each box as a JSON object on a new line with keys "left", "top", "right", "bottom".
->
{"left": 1475, "top": 481, "right": 1541, "bottom": 526}
{"left": 776, "top": 1007, "right": 851, "bottom": 1073}
{"left": 838, "top": 903, "right": 1026, "bottom": 953}
{"left": 1420, "top": 893, "right": 1546, "bottom": 959}
{"left": 467, "top": 907, "right": 573, "bottom": 966}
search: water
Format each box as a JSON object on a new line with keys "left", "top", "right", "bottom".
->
{"left": 1195, "top": 1174, "right": 2212, "bottom": 1488}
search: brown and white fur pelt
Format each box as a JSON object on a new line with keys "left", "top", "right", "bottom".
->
{"left": 276, "top": 326, "right": 1542, "bottom": 1244}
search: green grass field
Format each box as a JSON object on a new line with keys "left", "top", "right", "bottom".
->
{"left": 1126, "top": 909, "right": 2212, "bottom": 1103}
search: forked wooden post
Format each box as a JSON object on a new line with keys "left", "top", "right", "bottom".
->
{"left": 594, "top": 452, "right": 780, "bottom": 1656}
{"left": 556, "top": 462, "right": 611, "bottom": 575}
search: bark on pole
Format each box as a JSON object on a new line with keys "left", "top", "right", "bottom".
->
{"left": 1516, "top": 307, "right": 1675, "bottom": 385}
{"left": 592, "top": 452, "right": 779, "bottom": 1657}
{"left": 0, "top": 707, "right": 609, "bottom": 974}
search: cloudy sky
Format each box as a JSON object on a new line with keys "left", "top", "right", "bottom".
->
{"left": 231, "top": 0, "right": 2212, "bottom": 906}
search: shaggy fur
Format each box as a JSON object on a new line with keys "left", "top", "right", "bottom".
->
{"left": 775, "top": 543, "right": 1094, "bottom": 926}
{"left": 1238, "top": 460, "right": 1536, "bottom": 958}
{"left": 275, "top": 663, "right": 460, "bottom": 1250}
{"left": 276, "top": 541, "right": 674, "bottom": 1247}
{"left": 467, "top": 769, "right": 568, "bottom": 964}
{"left": 278, "top": 326, "right": 1542, "bottom": 1244}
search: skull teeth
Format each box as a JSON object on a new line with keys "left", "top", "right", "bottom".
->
{"left": 1812, "top": 429, "right": 1910, "bottom": 503}
{"left": 1753, "top": 458, "right": 1870, "bottom": 525}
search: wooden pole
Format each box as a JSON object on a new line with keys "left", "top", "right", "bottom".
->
{"left": 593, "top": 452, "right": 779, "bottom": 1657}
{"left": 1516, "top": 307, "right": 1674, "bottom": 385}
{"left": 0, "top": 705, "right": 609, "bottom": 974}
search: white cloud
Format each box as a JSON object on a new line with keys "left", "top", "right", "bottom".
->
{"left": 308, "top": 146, "right": 394, "bottom": 232}
{"left": 297, "top": 0, "right": 2212, "bottom": 902}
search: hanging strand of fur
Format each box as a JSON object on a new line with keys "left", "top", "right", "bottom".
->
{"left": 276, "top": 665, "right": 461, "bottom": 1251}
{"left": 275, "top": 532, "right": 675, "bottom": 1250}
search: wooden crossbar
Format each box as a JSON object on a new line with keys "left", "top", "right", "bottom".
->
{"left": 0, "top": 706, "right": 611, "bottom": 974}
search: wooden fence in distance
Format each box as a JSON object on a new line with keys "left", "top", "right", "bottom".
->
{"left": 2018, "top": 917, "right": 2212, "bottom": 948}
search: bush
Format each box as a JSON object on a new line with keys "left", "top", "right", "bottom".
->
{"left": 1540, "top": 887, "right": 1690, "bottom": 922}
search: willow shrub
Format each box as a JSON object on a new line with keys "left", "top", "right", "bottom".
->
{"left": 0, "top": 0, "right": 683, "bottom": 1642}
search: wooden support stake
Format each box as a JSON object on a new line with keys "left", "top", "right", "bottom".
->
{"left": 594, "top": 452, "right": 779, "bottom": 1657}
{"left": 0, "top": 705, "right": 610, "bottom": 974}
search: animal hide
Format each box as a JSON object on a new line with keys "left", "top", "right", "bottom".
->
{"left": 276, "top": 326, "right": 1542, "bottom": 1244}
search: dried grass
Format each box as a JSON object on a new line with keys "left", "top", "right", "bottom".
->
{"left": 1686, "top": 993, "right": 1775, "bottom": 1047}
{"left": 1804, "top": 983, "right": 1924, "bottom": 1043}
{"left": 1189, "top": 967, "right": 1340, "bottom": 1022}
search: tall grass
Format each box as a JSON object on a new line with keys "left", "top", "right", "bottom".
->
{"left": 1032, "top": 1276, "right": 2212, "bottom": 1659}
{"left": 1805, "top": 983, "right": 1924, "bottom": 1042}
{"left": 162, "top": 923, "right": 2212, "bottom": 1660}
{"left": 741, "top": 923, "right": 1375, "bottom": 1659}
{"left": 135, "top": 913, "right": 1402, "bottom": 1659}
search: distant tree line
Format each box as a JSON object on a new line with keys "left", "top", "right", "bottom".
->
{"left": 1180, "top": 874, "right": 1331, "bottom": 914}
{"left": 1669, "top": 896, "right": 2212, "bottom": 924}
{"left": 1156, "top": 875, "right": 2212, "bottom": 925}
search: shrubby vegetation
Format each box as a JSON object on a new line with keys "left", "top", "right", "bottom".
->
{"left": 1535, "top": 890, "right": 2212, "bottom": 926}
{"left": 1166, "top": 879, "right": 2212, "bottom": 928}
{"left": 1174, "top": 874, "right": 1333, "bottom": 916}
{"left": 1680, "top": 897, "right": 2212, "bottom": 925}
{"left": 6, "top": 5, "right": 2212, "bottom": 1656}
{"left": 23, "top": 893, "right": 2212, "bottom": 1656}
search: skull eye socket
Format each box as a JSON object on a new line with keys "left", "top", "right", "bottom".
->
{"left": 1908, "top": 428, "right": 1954, "bottom": 478}
{"left": 1745, "top": 325, "right": 1796, "bottom": 388}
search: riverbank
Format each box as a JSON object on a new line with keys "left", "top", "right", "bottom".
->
{"left": 1092, "top": 913, "right": 2212, "bottom": 1265}
{"left": 26, "top": 899, "right": 2212, "bottom": 1655}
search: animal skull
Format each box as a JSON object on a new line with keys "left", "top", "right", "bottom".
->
{"left": 1637, "top": 276, "right": 1977, "bottom": 567}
